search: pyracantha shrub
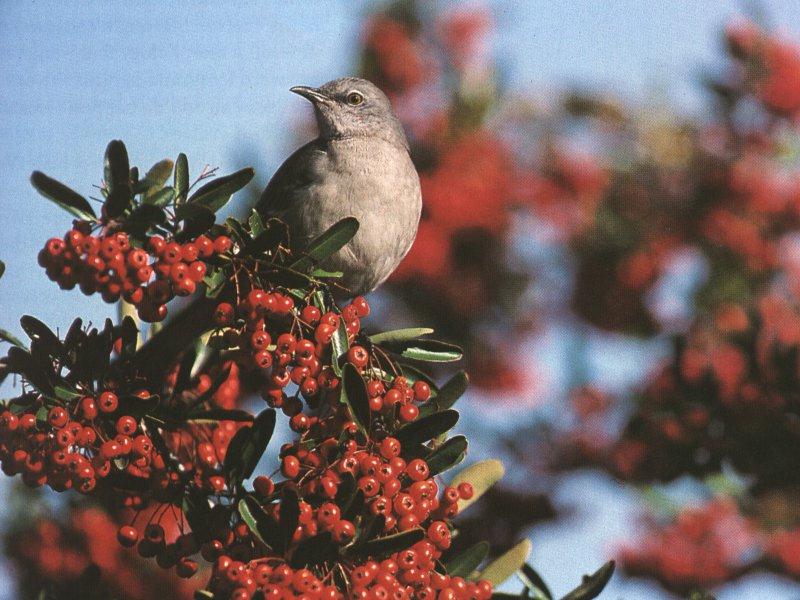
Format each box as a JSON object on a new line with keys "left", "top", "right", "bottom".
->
{"left": 0, "top": 141, "right": 613, "bottom": 600}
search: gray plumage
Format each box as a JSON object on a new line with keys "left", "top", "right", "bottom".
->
{"left": 257, "top": 77, "right": 422, "bottom": 296}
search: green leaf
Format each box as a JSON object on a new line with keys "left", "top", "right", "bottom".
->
{"left": 445, "top": 541, "right": 490, "bottom": 578}
{"left": 0, "top": 260, "right": 5, "bottom": 279}
{"left": 340, "top": 363, "right": 370, "bottom": 433}
{"left": 290, "top": 217, "right": 359, "bottom": 273}
{"left": 248, "top": 210, "right": 265, "bottom": 238}
{"left": 54, "top": 384, "right": 81, "bottom": 401}
{"left": 330, "top": 319, "right": 349, "bottom": 377}
{"left": 309, "top": 268, "right": 343, "bottom": 279}
{"left": 381, "top": 339, "right": 463, "bottom": 363}
{"left": 223, "top": 425, "right": 251, "bottom": 482}
{"left": 559, "top": 561, "right": 615, "bottom": 600}
{"left": 450, "top": 459, "right": 505, "bottom": 512}
{"left": 238, "top": 496, "right": 270, "bottom": 549}
{"left": 203, "top": 267, "right": 227, "bottom": 298}
{"left": 479, "top": 539, "right": 532, "bottom": 586}
{"left": 419, "top": 370, "right": 469, "bottom": 418}
{"left": 142, "top": 186, "right": 175, "bottom": 207}
{"left": 397, "top": 410, "right": 459, "bottom": 447}
{"left": 175, "top": 203, "right": 216, "bottom": 241}
{"left": 350, "top": 528, "right": 425, "bottom": 559}
{"left": 174, "top": 153, "right": 189, "bottom": 204}
{"left": 369, "top": 328, "right": 434, "bottom": 344}
{"left": 189, "top": 167, "right": 255, "bottom": 213}
{"left": 104, "top": 140, "right": 133, "bottom": 218}
{"left": 6, "top": 346, "right": 54, "bottom": 396}
{"left": 30, "top": 171, "right": 96, "bottom": 220}
{"left": 0, "top": 329, "right": 24, "bottom": 347}
{"left": 426, "top": 435, "right": 467, "bottom": 476}
{"left": 240, "top": 408, "right": 277, "bottom": 480}
{"left": 20, "top": 316, "right": 61, "bottom": 354}
{"left": 140, "top": 159, "right": 174, "bottom": 193}
{"left": 518, "top": 563, "right": 553, "bottom": 600}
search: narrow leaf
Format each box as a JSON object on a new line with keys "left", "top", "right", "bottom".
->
{"left": 340, "top": 363, "right": 370, "bottom": 433}
{"left": 518, "top": 563, "right": 553, "bottom": 600}
{"left": 0, "top": 329, "right": 24, "bottom": 347}
{"left": 369, "top": 328, "right": 434, "bottom": 344}
{"left": 445, "top": 541, "right": 490, "bottom": 578}
{"left": 479, "top": 539, "right": 532, "bottom": 586}
{"left": 240, "top": 408, "right": 277, "bottom": 479}
{"left": 54, "top": 384, "right": 81, "bottom": 401}
{"left": 140, "top": 159, "right": 174, "bottom": 194}
{"left": 104, "top": 140, "right": 133, "bottom": 218}
{"left": 426, "top": 435, "right": 468, "bottom": 476}
{"left": 419, "top": 371, "right": 469, "bottom": 417}
{"left": 189, "top": 167, "right": 255, "bottom": 212}
{"left": 350, "top": 529, "right": 425, "bottom": 559}
{"left": 330, "top": 319, "right": 349, "bottom": 377}
{"left": 174, "top": 153, "right": 189, "bottom": 204}
{"left": 290, "top": 217, "right": 359, "bottom": 273}
{"left": 248, "top": 210, "right": 265, "bottom": 238}
{"left": 142, "top": 187, "right": 175, "bottom": 207}
{"left": 396, "top": 410, "right": 459, "bottom": 447}
{"left": 382, "top": 339, "right": 463, "bottom": 363}
{"left": 30, "top": 171, "right": 96, "bottom": 220}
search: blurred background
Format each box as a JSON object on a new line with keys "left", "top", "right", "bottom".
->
{"left": 4, "top": 1, "right": 800, "bottom": 598}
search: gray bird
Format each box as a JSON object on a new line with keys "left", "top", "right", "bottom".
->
{"left": 257, "top": 77, "right": 422, "bottom": 297}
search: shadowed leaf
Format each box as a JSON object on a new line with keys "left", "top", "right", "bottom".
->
{"left": 30, "top": 171, "right": 96, "bottom": 220}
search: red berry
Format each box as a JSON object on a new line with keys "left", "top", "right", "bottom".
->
{"left": 214, "top": 302, "right": 234, "bottom": 326}
{"left": 98, "top": 391, "right": 119, "bottom": 413}
{"left": 347, "top": 345, "right": 369, "bottom": 368}
{"left": 413, "top": 380, "right": 432, "bottom": 402}
{"left": 117, "top": 525, "right": 139, "bottom": 547}
{"left": 48, "top": 407, "right": 68, "bottom": 429}
{"left": 253, "top": 475, "right": 275, "bottom": 497}
{"left": 301, "top": 305, "right": 321, "bottom": 324}
{"left": 282, "top": 455, "right": 301, "bottom": 479}
{"left": 399, "top": 403, "right": 419, "bottom": 423}
{"left": 351, "top": 296, "right": 370, "bottom": 317}
{"left": 213, "top": 236, "right": 233, "bottom": 253}
{"left": 457, "top": 482, "right": 474, "bottom": 500}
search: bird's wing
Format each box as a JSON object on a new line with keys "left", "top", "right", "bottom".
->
{"left": 256, "top": 139, "right": 326, "bottom": 218}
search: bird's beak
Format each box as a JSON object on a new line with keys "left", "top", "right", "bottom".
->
{"left": 290, "top": 86, "right": 330, "bottom": 105}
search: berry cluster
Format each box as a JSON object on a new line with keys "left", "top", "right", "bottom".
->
{"left": 0, "top": 139, "right": 574, "bottom": 600}
{"left": 39, "top": 222, "right": 232, "bottom": 322}
{"left": 211, "top": 293, "right": 389, "bottom": 416}
{"left": 0, "top": 388, "right": 244, "bottom": 501}
{"left": 0, "top": 390, "right": 156, "bottom": 494}
{"left": 208, "top": 553, "right": 493, "bottom": 600}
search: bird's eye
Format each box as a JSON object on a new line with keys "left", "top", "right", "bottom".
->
{"left": 346, "top": 92, "right": 364, "bottom": 106}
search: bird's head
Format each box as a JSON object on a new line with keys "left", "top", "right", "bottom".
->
{"left": 291, "top": 77, "right": 408, "bottom": 148}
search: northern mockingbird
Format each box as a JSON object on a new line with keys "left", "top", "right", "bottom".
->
{"left": 257, "top": 77, "right": 422, "bottom": 297}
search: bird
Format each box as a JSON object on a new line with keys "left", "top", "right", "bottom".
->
{"left": 256, "top": 77, "right": 422, "bottom": 297}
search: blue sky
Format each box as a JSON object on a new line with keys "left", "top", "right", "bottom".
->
{"left": 3, "top": 2, "right": 800, "bottom": 598}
